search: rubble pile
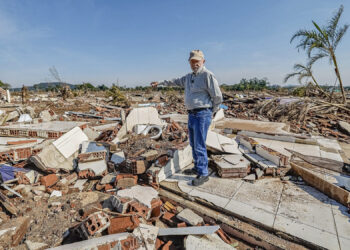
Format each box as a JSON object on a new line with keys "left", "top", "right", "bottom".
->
{"left": 0, "top": 90, "right": 349, "bottom": 249}
{"left": 222, "top": 94, "right": 350, "bottom": 142}
{"left": 0, "top": 98, "right": 236, "bottom": 249}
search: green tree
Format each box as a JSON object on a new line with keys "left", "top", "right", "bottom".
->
{"left": 0, "top": 80, "right": 11, "bottom": 89}
{"left": 284, "top": 63, "right": 330, "bottom": 98}
{"left": 290, "top": 5, "right": 349, "bottom": 103}
{"left": 97, "top": 84, "right": 109, "bottom": 91}
{"left": 77, "top": 82, "right": 96, "bottom": 91}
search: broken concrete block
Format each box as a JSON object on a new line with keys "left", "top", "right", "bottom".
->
{"left": 212, "top": 154, "right": 250, "bottom": 178}
{"left": 0, "top": 121, "right": 87, "bottom": 138}
{"left": 206, "top": 131, "right": 241, "bottom": 154}
{"left": 75, "top": 211, "right": 110, "bottom": 240}
{"left": 0, "top": 216, "right": 30, "bottom": 247}
{"left": 117, "top": 107, "right": 166, "bottom": 139}
{"left": 78, "top": 160, "right": 107, "bottom": 176}
{"left": 57, "top": 172, "right": 78, "bottom": 187}
{"left": 104, "top": 196, "right": 132, "bottom": 214}
{"left": 82, "top": 127, "right": 100, "bottom": 141}
{"left": 236, "top": 135, "right": 258, "bottom": 153}
{"left": 243, "top": 174, "right": 256, "bottom": 182}
{"left": 73, "top": 179, "right": 88, "bottom": 191}
{"left": 117, "top": 185, "right": 158, "bottom": 208}
{"left": 176, "top": 208, "right": 204, "bottom": 226}
{"left": 146, "top": 144, "right": 193, "bottom": 184}
{"left": 255, "top": 168, "right": 264, "bottom": 179}
{"left": 256, "top": 144, "right": 289, "bottom": 167}
{"left": 141, "top": 150, "right": 159, "bottom": 161}
{"left": 4, "top": 110, "right": 20, "bottom": 122}
{"left": 18, "top": 114, "right": 32, "bottom": 123}
{"left": 100, "top": 173, "right": 116, "bottom": 184}
{"left": 338, "top": 121, "right": 350, "bottom": 135}
{"left": 185, "top": 234, "right": 234, "bottom": 250}
{"left": 39, "top": 110, "right": 56, "bottom": 122}
{"left": 30, "top": 127, "right": 88, "bottom": 171}
{"left": 212, "top": 109, "right": 225, "bottom": 122}
{"left": 106, "top": 185, "right": 161, "bottom": 220}
{"left": 132, "top": 223, "right": 159, "bottom": 250}
{"left": 25, "top": 240, "right": 48, "bottom": 250}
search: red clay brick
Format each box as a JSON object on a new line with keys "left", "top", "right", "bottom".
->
{"left": 40, "top": 174, "right": 58, "bottom": 187}
{"left": 108, "top": 216, "right": 140, "bottom": 234}
{"left": 161, "top": 240, "right": 173, "bottom": 250}
{"left": 177, "top": 222, "right": 186, "bottom": 227}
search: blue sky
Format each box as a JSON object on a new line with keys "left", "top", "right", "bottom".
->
{"left": 0, "top": 0, "right": 349, "bottom": 88}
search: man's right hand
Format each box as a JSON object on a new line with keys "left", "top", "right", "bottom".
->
{"left": 151, "top": 81, "right": 159, "bottom": 88}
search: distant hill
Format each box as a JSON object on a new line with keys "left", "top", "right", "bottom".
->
{"left": 11, "top": 82, "right": 76, "bottom": 92}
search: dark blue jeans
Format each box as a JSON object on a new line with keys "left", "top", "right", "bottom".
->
{"left": 188, "top": 109, "right": 212, "bottom": 176}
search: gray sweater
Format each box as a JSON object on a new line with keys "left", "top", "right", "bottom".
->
{"left": 160, "top": 66, "right": 223, "bottom": 112}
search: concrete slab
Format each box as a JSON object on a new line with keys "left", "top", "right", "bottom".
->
{"left": 339, "top": 237, "right": 350, "bottom": 250}
{"left": 117, "top": 185, "right": 158, "bottom": 208}
{"left": 273, "top": 214, "right": 340, "bottom": 250}
{"left": 320, "top": 150, "right": 344, "bottom": 162}
{"left": 277, "top": 183, "right": 336, "bottom": 235}
{"left": 292, "top": 144, "right": 321, "bottom": 157}
{"left": 215, "top": 118, "right": 290, "bottom": 134}
{"left": 315, "top": 137, "right": 342, "bottom": 151}
{"left": 330, "top": 200, "right": 350, "bottom": 240}
{"left": 232, "top": 179, "right": 283, "bottom": 214}
{"left": 159, "top": 113, "right": 188, "bottom": 124}
{"left": 164, "top": 171, "right": 349, "bottom": 249}
{"left": 185, "top": 234, "right": 235, "bottom": 250}
{"left": 252, "top": 137, "right": 273, "bottom": 147}
{"left": 268, "top": 140, "right": 295, "bottom": 157}
{"left": 0, "top": 121, "right": 87, "bottom": 133}
{"left": 195, "top": 176, "right": 243, "bottom": 198}
{"left": 225, "top": 199, "right": 276, "bottom": 228}
{"left": 52, "top": 127, "right": 88, "bottom": 159}
{"left": 206, "top": 131, "right": 241, "bottom": 154}
{"left": 189, "top": 188, "right": 230, "bottom": 208}
{"left": 176, "top": 208, "right": 204, "bottom": 226}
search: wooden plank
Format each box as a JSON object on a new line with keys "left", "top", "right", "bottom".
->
{"left": 0, "top": 192, "right": 19, "bottom": 216}
{"left": 290, "top": 162, "right": 350, "bottom": 207}
{"left": 286, "top": 148, "right": 347, "bottom": 174}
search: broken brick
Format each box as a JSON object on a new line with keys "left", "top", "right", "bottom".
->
{"left": 216, "top": 227, "right": 232, "bottom": 244}
{"left": 156, "top": 155, "right": 169, "bottom": 166}
{"left": 40, "top": 174, "right": 58, "bottom": 187}
{"left": 78, "top": 169, "right": 96, "bottom": 179}
{"left": 161, "top": 240, "right": 174, "bottom": 250}
{"left": 177, "top": 222, "right": 186, "bottom": 227}
{"left": 132, "top": 160, "right": 146, "bottom": 174}
{"left": 120, "top": 235, "right": 140, "bottom": 250}
{"left": 115, "top": 174, "right": 137, "bottom": 189}
{"left": 107, "top": 216, "right": 140, "bottom": 234}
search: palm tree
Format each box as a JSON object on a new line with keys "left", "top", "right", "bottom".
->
{"left": 284, "top": 63, "right": 330, "bottom": 98}
{"left": 290, "top": 5, "right": 349, "bottom": 103}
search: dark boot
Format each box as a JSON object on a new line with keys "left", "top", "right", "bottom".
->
{"left": 192, "top": 175, "right": 209, "bottom": 186}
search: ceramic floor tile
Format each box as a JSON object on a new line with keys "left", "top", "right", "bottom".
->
{"left": 232, "top": 179, "right": 283, "bottom": 214}
{"left": 189, "top": 188, "right": 230, "bottom": 208}
{"left": 292, "top": 144, "right": 321, "bottom": 157}
{"left": 277, "top": 183, "right": 336, "bottom": 235}
{"left": 225, "top": 199, "right": 276, "bottom": 228}
{"left": 274, "top": 215, "right": 340, "bottom": 250}
{"left": 195, "top": 176, "right": 243, "bottom": 198}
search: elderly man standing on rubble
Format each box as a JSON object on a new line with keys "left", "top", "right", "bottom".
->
{"left": 151, "top": 50, "right": 223, "bottom": 186}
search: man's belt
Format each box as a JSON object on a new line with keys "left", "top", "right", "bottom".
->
{"left": 187, "top": 108, "right": 212, "bottom": 114}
